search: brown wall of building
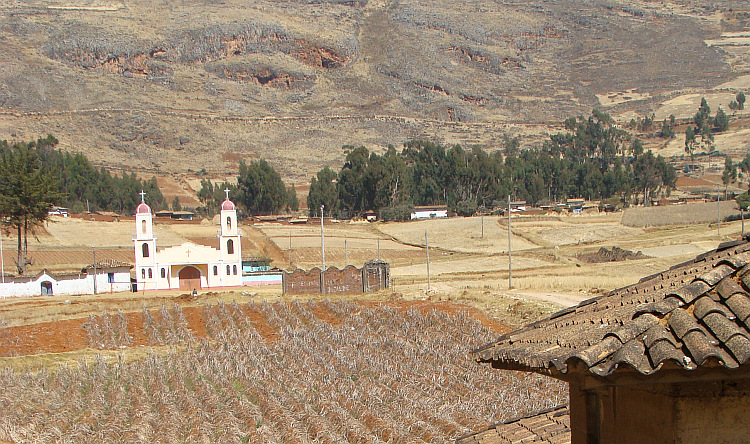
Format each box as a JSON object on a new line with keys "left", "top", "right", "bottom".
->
{"left": 284, "top": 261, "right": 390, "bottom": 295}
{"left": 674, "top": 379, "right": 750, "bottom": 444}
{"left": 570, "top": 373, "right": 750, "bottom": 444}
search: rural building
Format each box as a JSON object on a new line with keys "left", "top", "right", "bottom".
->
{"left": 363, "top": 210, "right": 378, "bottom": 222}
{"left": 134, "top": 190, "right": 242, "bottom": 291}
{"left": 47, "top": 206, "right": 69, "bottom": 217}
{"left": 241, "top": 257, "right": 282, "bottom": 286}
{"left": 465, "top": 237, "right": 750, "bottom": 444}
{"left": 0, "top": 260, "right": 132, "bottom": 298}
{"left": 410, "top": 205, "right": 448, "bottom": 220}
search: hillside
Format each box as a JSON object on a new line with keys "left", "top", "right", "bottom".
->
{"left": 0, "top": 0, "right": 748, "bottom": 182}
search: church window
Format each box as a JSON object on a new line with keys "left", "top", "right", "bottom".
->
{"left": 148, "top": 268, "right": 153, "bottom": 279}
{"left": 161, "top": 268, "right": 166, "bottom": 278}
{"left": 141, "top": 269, "right": 146, "bottom": 279}
{"left": 227, "top": 239, "right": 234, "bottom": 255}
{"left": 213, "top": 266, "right": 218, "bottom": 276}
{"left": 227, "top": 216, "right": 232, "bottom": 230}
{"left": 226, "top": 265, "right": 231, "bottom": 275}
{"left": 108, "top": 273, "right": 114, "bottom": 283}
{"left": 141, "top": 220, "right": 147, "bottom": 235}
{"left": 142, "top": 243, "right": 150, "bottom": 258}
{"left": 233, "top": 265, "right": 237, "bottom": 275}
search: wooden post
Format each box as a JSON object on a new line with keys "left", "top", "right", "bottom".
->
{"left": 321, "top": 205, "right": 325, "bottom": 296}
{"left": 425, "top": 231, "right": 431, "bottom": 292}
{"left": 508, "top": 195, "right": 513, "bottom": 289}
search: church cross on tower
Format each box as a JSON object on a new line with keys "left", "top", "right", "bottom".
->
{"left": 139, "top": 190, "right": 147, "bottom": 203}
{"left": 224, "top": 189, "right": 230, "bottom": 200}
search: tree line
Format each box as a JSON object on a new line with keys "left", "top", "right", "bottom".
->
{"left": 197, "top": 159, "right": 298, "bottom": 217}
{"left": 307, "top": 110, "right": 677, "bottom": 220}
{"left": 0, "top": 135, "right": 166, "bottom": 274}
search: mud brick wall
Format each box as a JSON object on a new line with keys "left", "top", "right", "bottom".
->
{"left": 283, "top": 262, "right": 389, "bottom": 295}
{"left": 363, "top": 260, "right": 389, "bottom": 292}
{"left": 323, "top": 266, "right": 363, "bottom": 295}
{"left": 283, "top": 268, "right": 322, "bottom": 294}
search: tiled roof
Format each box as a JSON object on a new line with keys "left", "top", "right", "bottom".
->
{"left": 474, "top": 238, "right": 750, "bottom": 377}
{"left": 82, "top": 259, "right": 133, "bottom": 270}
{"left": 456, "top": 405, "right": 570, "bottom": 444}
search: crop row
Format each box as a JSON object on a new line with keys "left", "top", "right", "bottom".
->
{"left": 0, "top": 300, "right": 566, "bottom": 443}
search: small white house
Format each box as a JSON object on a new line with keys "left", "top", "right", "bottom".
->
{"left": 0, "top": 260, "right": 132, "bottom": 298}
{"left": 48, "top": 206, "right": 69, "bottom": 217}
{"left": 410, "top": 205, "right": 448, "bottom": 220}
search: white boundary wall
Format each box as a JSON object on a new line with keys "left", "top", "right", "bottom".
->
{"left": 0, "top": 268, "right": 131, "bottom": 298}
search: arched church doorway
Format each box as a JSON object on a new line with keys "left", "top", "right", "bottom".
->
{"left": 178, "top": 266, "right": 202, "bottom": 291}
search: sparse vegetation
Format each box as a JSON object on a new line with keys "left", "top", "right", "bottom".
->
{"left": 0, "top": 301, "right": 566, "bottom": 442}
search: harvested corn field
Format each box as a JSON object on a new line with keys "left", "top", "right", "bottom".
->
{"left": 0, "top": 300, "right": 565, "bottom": 443}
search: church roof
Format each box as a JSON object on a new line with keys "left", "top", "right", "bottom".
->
{"left": 473, "top": 238, "right": 750, "bottom": 378}
{"left": 136, "top": 202, "right": 151, "bottom": 214}
{"left": 221, "top": 198, "right": 236, "bottom": 211}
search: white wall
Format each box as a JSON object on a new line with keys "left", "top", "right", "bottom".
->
{"left": 0, "top": 269, "right": 131, "bottom": 298}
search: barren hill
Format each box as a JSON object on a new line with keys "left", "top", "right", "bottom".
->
{"left": 0, "top": 0, "right": 748, "bottom": 182}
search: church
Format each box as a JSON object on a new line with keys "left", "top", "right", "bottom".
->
{"left": 134, "top": 190, "right": 242, "bottom": 291}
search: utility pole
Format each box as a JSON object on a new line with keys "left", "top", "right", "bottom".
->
{"left": 289, "top": 229, "right": 292, "bottom": 270}
{"left": 481, "top": 209, "right": 484, "bottom": 239}
{"left": 508, "top": 195, "right": 513, "bottom": 289}
{"left": 425, "top": 230, "right": 431, "bottom": 292}
{"left": 718, "top": 185, "right": 721, "bottom": 237}
{"left": 377, "top": 238, "right": 381, "bottom": 261}
{"left": 345, "top": 236, "right": 348, "bottom": 267}
{"left": 92, "top": 246, "right": 97, "bottom": 295}
{"left": 0, "top": 228, "right": 4, "bottom": 284}
{"left": 321, "top": 205, "right": 325, "bottom": 296}
{"left": 742, "top": 208, "right": 745, "bottom": 235}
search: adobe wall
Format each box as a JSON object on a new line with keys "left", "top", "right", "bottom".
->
{"left": 283, "top": 268, "right": 322, "bottom": 295}
{"left": 323, "top": 266, "right": 363, "bottom": 295}
{"left": 283, "top": 261, "right": 389, "bottom": 295}
{"left": 570, "top": 373, "right": 750, "bottom": 444}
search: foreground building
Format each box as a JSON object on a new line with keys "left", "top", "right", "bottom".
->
{"left": 134, "top": 190, "right": 242, "bottom": 291}
{"left": 462, "top": 237, "right": 750, "bottom": 444}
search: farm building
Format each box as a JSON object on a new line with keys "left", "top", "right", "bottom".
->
{"left": 464, "top": 237, "right": 750, "bottom": 444}
{"left": 47, "top": 206, "right": 69, "bottom": 217}
{"left": 241, "top": 257, "right": 282, "bottom": 286}
{"left": 0, "top": 260, "right": 132, "bottom": 298}
{"left": 410, "top": 205, "right": 448, "bottom": 220}
{"left": 134, "top": 190, "right": 242, "bottom": 291}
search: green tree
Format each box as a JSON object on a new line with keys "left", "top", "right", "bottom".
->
{"left": 738, "top": 92, "right": 746, "bottom": 110}
{"left": 0, "top": 141, "right": 64, "bottom": 275}
{"left": 306, "top": 167, "right": 339, "bottom": 217}
{"left": 286, "top": 185, "right": 299, "bottom": 212}
{"left": 237, "top": 159, "right": 288, "bottom": 215}
{"left": 172, "top": 196, "right": 182, "bottom": 211}
{"left": 684, "top": 126, "right": 697, "bottom": 163}
{"left": 714, "top": 107, "right": 729, "bottom": 132}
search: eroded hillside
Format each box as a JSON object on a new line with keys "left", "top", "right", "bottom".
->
{"left": 0, "top": 0, "right": 747, "bottom": 180}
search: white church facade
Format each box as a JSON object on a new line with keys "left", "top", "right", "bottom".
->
{"left": 134, "top": 191, "right": 242, "bottom": 291}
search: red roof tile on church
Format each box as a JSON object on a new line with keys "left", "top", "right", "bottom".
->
{"left": 136, "top": 202, "right": 151, "bottom": 214}
{"left": 221, "top": 199, "right": 235, "bottom": 211}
